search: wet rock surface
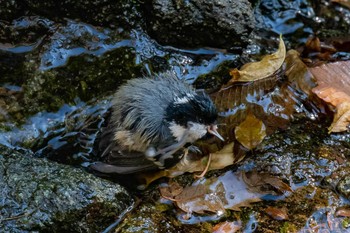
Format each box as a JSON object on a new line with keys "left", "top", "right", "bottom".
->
{"left": 0, "top": 0, "right": 350, "bottom": 232}
{"left": 116, "top": 116, "right": 350, "bottom": 232}
{"left": 0, "top": 146, "right": 132, "bottom": 232}
{"left": 0, "top": 0, "right": 141, "bottom": 28}
{"left": 144, "top": 0, "right": 255, "bottom": 49}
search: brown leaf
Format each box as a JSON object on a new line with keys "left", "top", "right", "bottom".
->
{"left": 161, "top": 171, "right": 268, "bottom": 216}
{"left": 265, "top": 206, "right": 289, "bottom": 220}
{"left": 329, "top": 102, "right": 350, "bottom": 132}
{"left": 335, "top": 207, "right": 350, "bottom": 217}
{"left": 173, "top": 184, "right": 226, "bottom": 215}
{"left": 332, "top": 0, "right": 350, "bottom": 9}
{"left": 159, "top": 181, "right": 183, "bottom": 200}
{"left": 305, "top": 36, "right": 321, "bottom": 52}
{"left": 242, "top": 171, "right": 292, "bottom": 193}
{"left": 142, "top": 142, "right": 238, "bottom": 187}
{"left": 285, "top": 50, "right": 317, "bottom": 95}
{"left": 228, "top": 34, "right": 286, "bottom": 83}
{"left": 176, "top": 194, "right": 226, "bottom": 215}
{"left": 212, "top": 221, "right": 242, "bottom": 233}
{"left": 310, "top": 61, "right": 350, "bottom": 132}
{"left": 235, "top": 113, "right": 266, "bottom": 150}
{"left": 175, "top": 184, "right": 207, "bottom": 202}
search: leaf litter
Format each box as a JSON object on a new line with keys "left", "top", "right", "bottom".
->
{"left": 159, "top": 171, "right": 291, "bottom": 218}
{"left": 140, "top": 34, "right": 350, "bottom": 227}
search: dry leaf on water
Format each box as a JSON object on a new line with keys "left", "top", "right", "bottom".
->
{"left": 159, "top": 171, "right": 279, "bottom": 217}
{"left": 228, "top": 34, "right": 286, "bottom": 83}
{"left": 234, "top": 113, "right": 266, "bottom": 150}
{"left": 310, "top": 61, "right": 350, "bottom": 132}
{"left": 242, "top": 171, "right": 293, "bottom": 193}
{"left": 212, "top": 221, "right": 242, "bottom": 233}
{"left": 142, "top": 142, "right": 237, "bottom": 186}
{"left": 335, "top": 207, "right": 350, "bottom": 217}
{"left": 265, "top": 206, "right": 289, "bottom": 220}
{"left": 159, "top": 171, "right": 291, "bottom": 218}
{"left": 160, "top": 182, "right": 226, "bottom": 215}
{"left": 285, "top": 49, "right": 317, "bottom": 95}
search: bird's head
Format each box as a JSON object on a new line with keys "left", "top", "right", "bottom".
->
{"left": 165, "top": 91, "right": 224, "bottom": 143}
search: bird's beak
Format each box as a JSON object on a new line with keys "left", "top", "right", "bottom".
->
{"left": 207, "top": 125, "right": 224, "bottom": 141}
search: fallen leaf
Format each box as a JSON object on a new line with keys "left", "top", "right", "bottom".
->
{"left": 176, "top": 192, "right": 226, "bottom": 215}
{"left": 335, "top": 207, "right": 350, "bottom": 217}
{"left": 213, "top": 172, "right": 262, "bottom": 211}
{"left": 265, "top": 206, "right": 289, "bottom": 220}
{"left": 212, "top": 221, "right": 242, "bottom": 233}
{"left": 329, "top": 102, "right": 350, "bottom": 132}
{"left": 332, "top": 0, "right": 350, "bottom": 9}
{"left": 285, "top": 50, "right": 317, "bottom": 95}
{"left": 242, "top": 171, "right": 292, "bottom": 193}
{"left": 228, "top": 34, "right": 286, "bottom": 83}
{"left": 305, "top": 36, "right": 321, "bottom": 52}
{"left": 175, "top": 184, "right": 207, "bottom": 202}
{"left": 162, "top": 183, "right": 226, "bottom": 215}
{"left": 310, "top": 61, "right": 350, "bottom": 132}
{"left": 142, "top": 142, "right": 237, "bottom": 186}
{"left": 159, "top": 171, "right": 270, "bottom": 217}
{"left": 235, "top": 113, "right": 266, "bottom": 150}
{"left": 159, "top": 181, "right": 183, "bottom": 200}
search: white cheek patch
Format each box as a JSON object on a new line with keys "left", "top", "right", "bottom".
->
{"left": 187, "top": 122, "right": 207, "bottom": 142}
{"left": 169, "top": 122, "right": 187, "bottom": 142}
{"left": 169, "top": 121, "right": 207, "bottom": 143}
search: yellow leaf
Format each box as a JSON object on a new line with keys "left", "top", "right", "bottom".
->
{"left": 229, "top": 34, "right": 286, "bottom": 83}
{"left": 235, "top": 114, "right": 266, "bottom": 150}
{"left": 141, "top": 143, "right": 237, "bottom": 187}
{"left": 328, "top": 102, "right": 350, "bottom": 133}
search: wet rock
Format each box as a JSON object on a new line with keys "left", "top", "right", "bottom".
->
{"left": 143, "top": 0, "right": 255, "bottom": 49}
{"left": 0, "top": 1, "right": 25, "bottom": 21}
{"left": 0, "top": 0, "right": 141, "bottom": 28}
{"left": 0, "top": 146, "right": 132, "bottom": 232}
{"left": 337, "top": 176, "right": 350, "bottom": 199}
{"left": 119, "top": 202, "right": 212, "bottom": 233}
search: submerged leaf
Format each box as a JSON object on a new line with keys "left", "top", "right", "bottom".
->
{"left": 242, "top": 171, "right": 292, "bottom": 193}
{"left": 228, "top": 34, "right": 286, "bottom": 83}
{"left": 161, "top": 182, "right": 225, "bottom": 215}
{"left": 235, "top": 113, "right": 266, "bottom": 150}
{"left": 160, "top": 171, "right": 265, "bottom": 216}
{"left": 159, "top": 181, "right": 183, "bottom": 200}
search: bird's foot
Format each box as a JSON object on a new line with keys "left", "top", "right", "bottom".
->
{"left": 194, "top": 153, "right": 212, "bottom": 179}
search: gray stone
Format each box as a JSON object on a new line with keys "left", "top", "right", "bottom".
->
{"left": 144, "top": 0, "right": 255, "bottom": 49}
{"left": 0, "top": 147, "right": 132, "bottom": 232}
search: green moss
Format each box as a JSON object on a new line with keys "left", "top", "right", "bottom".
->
{"left": 342, "top": 217, "right": 350, "bottom": 229}
{"left": 22, "top": 47, "right": 143, "bottom": 115}
{"left": 280, "top": 222, "right": 297, "bottom": 233}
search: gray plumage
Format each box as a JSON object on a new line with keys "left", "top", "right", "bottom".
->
{"left": 111, "top": 72, "right": 195, "bottom": 152}
{"left": 91, "top": 72, "right": 222, "bottom": 175}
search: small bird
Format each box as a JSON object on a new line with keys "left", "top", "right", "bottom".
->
{"left": 91, "top": 72, "right": 223, "bottom": 174}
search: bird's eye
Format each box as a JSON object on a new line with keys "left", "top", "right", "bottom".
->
{"left": 187, "top": 122, "right": 194, "bottom": 128}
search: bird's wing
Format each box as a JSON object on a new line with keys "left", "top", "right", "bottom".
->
{"left": 91, "top": 125, "right": 158, "bottom": 174}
